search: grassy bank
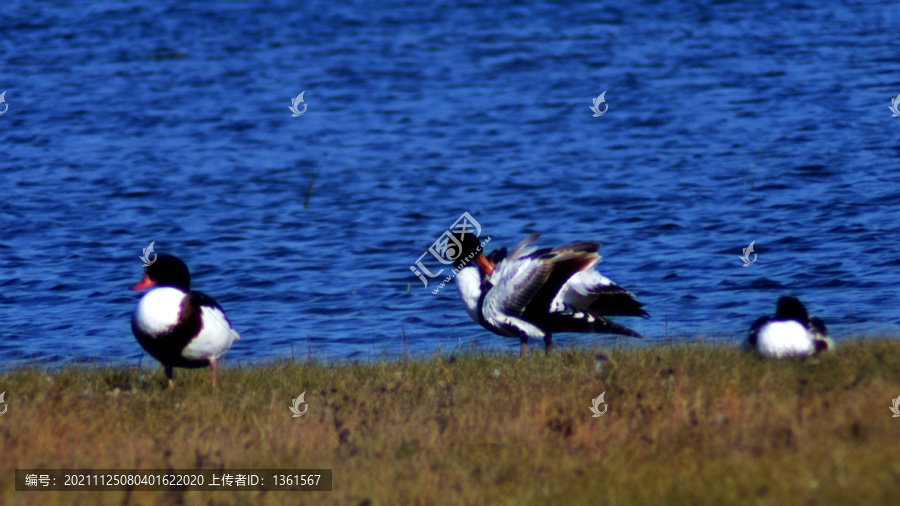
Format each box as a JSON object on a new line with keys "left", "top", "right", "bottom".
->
{"left": 2, "top": 340, "right": 900, "bottom": 505}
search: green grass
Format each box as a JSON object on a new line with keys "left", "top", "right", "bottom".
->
{"left": 2, "top": 340, "right": 900, "bottom": 505}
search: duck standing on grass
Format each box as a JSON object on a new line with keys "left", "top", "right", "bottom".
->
{"left": 130, "top": 254, "right": 240, "bottom": 388}
{"left": 748, "top": 296, "right": 831, "bottom": 358}
{"left": 452, "top": 228, "right": 647, "bottom": 358}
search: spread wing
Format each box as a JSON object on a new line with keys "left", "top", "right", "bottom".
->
{"left": 479, "top": 235, "right": 645, "bottom": 341}
{"left": 529, "top": 242, "right": 644, "bottom": 338}
{"left": 527, "top": 242, "right": 601, "bottom": 316}
{"left": 485, "top": 253, "right": 554, "bottom": 319}
{"left": 483, "top": 239, "right": 598, "bottom": 338}
{"left": 480, "top": 236, "right": 556, "bottom": 338}
{"left": 485, "top": 247, "right": 508, "bottom": 266}
{"left": 507, "top": 234, "right": 542, "bottom": 259}
{"left": 554, "top": 268, "right": 648, "bottom": 318}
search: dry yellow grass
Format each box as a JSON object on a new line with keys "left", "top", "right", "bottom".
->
{"left": 2, "top": 339, "right": 900, "bottom": 505}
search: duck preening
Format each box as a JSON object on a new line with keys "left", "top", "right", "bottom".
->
{"left": 451, "top": 228, "right": 647, "bottom": 358}
{"left": 748, "top": 296, "right": 831, "bottom": 358}
{"left": 130, "top": 253, "right": 240, "bottom": 388}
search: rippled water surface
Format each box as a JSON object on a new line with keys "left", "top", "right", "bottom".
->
{"left": 3, "top": 0, "right": 900, "bottom": 367}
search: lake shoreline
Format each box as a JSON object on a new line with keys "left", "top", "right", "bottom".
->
{"left": 2, "top": 339, "right": 899, "bottom": 504}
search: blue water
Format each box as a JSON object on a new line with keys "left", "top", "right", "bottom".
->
{"left": 3, "top": 0, "right": 900, "bottom": 367}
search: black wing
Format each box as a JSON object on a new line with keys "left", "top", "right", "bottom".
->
{"left": 189, "top": 291, "right": 234, "bottom": 328}
{"left": 747, "top": 315, "right": 771, "bottom": 348}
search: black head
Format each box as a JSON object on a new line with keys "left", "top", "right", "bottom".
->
{"left": 449, "top": 227, "right": 487, "bottom": 270}
{"left": 774, "top": 296, "right": 809, "bottom": 323}
{"left": 131, "top": 253, "right": 191, "bottom": 292}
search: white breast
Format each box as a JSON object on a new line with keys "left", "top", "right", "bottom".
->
{"left": 456, "top": 266, "right": 483, "bottom": 324}
{"left": 133, "top": 287, "right": 187, "bottom": 337}
{"left": 756, "top": 320, "right": 815, "bottom": 358}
